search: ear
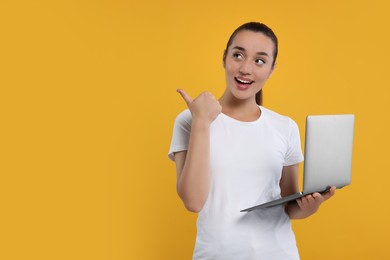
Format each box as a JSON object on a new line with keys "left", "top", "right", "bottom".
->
{"left": 222, "top": 50, "right": 227, "bottom": 68}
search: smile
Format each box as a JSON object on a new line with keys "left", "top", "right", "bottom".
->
{"left": 235, "top": 77, "right": 254, "bottom": 85}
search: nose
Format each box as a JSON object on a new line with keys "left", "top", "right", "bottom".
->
{"left": 239, "top": 59, "right": 252, "bottom": 75}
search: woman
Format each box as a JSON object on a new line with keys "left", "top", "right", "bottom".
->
{"left": 168, "top": 22, "right": 335, "bottom": 260}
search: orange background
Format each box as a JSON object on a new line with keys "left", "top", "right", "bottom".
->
{"left": 1, "top": 0, "right": 389, "bottom": 259}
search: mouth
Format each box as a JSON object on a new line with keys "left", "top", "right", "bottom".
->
{"left": 234, "top": 77, "right": 254, "bottom": 90}
{"left": 235, "top": 77, "right": 254, "bottom": 84}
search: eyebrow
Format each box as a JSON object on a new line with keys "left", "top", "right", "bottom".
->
{"left": 232, "top": 46, "right": 270, "bottom": 57}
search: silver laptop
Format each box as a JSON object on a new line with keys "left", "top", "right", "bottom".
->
{"left": 241, "top": 114, "right": 355, "bottom": 212}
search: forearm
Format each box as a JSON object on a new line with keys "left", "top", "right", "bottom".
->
{"left": 177, "top": 118, "right": 211, "bottom": 212}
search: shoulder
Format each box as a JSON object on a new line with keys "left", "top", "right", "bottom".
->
{"left": 176, "top": 109, "right": 192, "bottom": 120}
{"left": 261, "top": 106, "right": 298, "bottom": 129}
{"left": 173, "top": 109, "right": 192, "bottom": 130}
{"left": 175, "top": 109, "right": 192, "bottom": 123}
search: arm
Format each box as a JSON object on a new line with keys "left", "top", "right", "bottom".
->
{"left": 280, "top": 164, "right": 336, "bottom": 219}
{"left": 173, "top": 89, "right": 221, "bottom": 212}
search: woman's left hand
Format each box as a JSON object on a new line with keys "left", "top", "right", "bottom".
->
{"left": 296, "top": 186, "right": 336, "bottom": 216}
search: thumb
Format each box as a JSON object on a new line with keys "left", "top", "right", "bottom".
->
{"left": 177, "top": 89, "right": 193, "bottom": 106}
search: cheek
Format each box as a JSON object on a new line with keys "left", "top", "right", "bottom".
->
{"left": 255, "top": 69, "right": 273, "bottom": 81}
{"left": 225, "top": 63, "right": 237, "bottom": 76}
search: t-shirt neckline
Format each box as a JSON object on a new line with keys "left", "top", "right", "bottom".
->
{"left": 220, "top": 106, "right": 264, "bottom": 125}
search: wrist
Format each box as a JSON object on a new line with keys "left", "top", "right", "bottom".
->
{"left": 192, "top": 117, "right": 213, "bottom": 129}
{"left": 285, "top": 202, "right": 311, "bottom": 219}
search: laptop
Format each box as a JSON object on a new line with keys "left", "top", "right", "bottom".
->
{"left": 240, "top": 114, "right": 355, "bottom": 212}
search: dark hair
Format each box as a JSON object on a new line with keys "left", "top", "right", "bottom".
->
{"left": 223, "top": 22, "right": 278, "bottom": 105}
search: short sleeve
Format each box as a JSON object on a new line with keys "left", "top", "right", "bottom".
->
{"left": 168, "top": 109, "right": 192, "bottom": 161}
{"left": 284, "top": 118, "right": 304, "bottom": 166}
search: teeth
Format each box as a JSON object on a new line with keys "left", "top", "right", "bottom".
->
{"left": 236, "top": 78, "right": 252, "bottom": 84}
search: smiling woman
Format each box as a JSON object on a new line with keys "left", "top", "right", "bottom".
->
{"left": 223, "top": 22, "right": 279, "bottom": 106}
{"left": 222, "top": 30, "right": 275, "bottom": 109}
{"left": 168, "top": 22, "right": 335, "bottom": 260}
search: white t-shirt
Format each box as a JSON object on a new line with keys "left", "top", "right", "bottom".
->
{"left": 169, "top": 106, "right": 304, "bottom": 260}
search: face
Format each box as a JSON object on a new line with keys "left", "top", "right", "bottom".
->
{"left": 223, "top": 30, "right": 275, "bottom": 103}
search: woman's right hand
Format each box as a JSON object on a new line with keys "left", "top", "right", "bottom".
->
{"left": 177, "top": 89, "right": 222, "bottom": 124}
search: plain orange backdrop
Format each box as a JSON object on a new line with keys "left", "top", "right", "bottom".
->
{"left": 1, "top": 0, "right": 389, "bottom": 259}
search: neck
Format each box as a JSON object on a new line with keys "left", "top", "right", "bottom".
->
{"left": 219, "top": 93, "right": 261, "bottom": 122}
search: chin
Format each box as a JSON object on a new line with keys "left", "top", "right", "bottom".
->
{"left": 231, "top": 89, "right": 257, "bottom": 101}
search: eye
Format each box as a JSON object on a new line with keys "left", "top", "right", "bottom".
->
{"left": 233, "top": 53, "right": 243, "bottom": 60}
{"left": 255, "top": 59, "right": 265, "bottom": 65}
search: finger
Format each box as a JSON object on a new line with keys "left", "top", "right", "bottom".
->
{"left": 304, "top": 194, "right": 314, "bottom": 200}
{"left": 312, "top": 192, "right": 322, "bottom": 199}
{"left": 177, "top": 89, "right": 193, "bottom": 106}
{"left": 303, "top": 195, "right": 315, "bottom": 206}
{"left": 322, "top": 187, "right": 336, "bottom": 200}
{"left": 299, "top": 196, "right": 309, "bottom": 208}
{"left": 312, "top": 193, "right": 324, "bottom": 203}
{"left": 300, "top": 196, "right": 312, "bottom": 208}
{"left": 296, "top": 198, "right": 304, "bottom": 209}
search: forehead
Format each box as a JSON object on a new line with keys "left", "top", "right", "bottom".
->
{"left": 229, "top": 30, "right": 274, "bottom": 54}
